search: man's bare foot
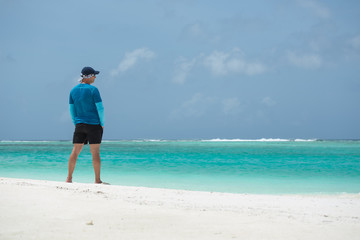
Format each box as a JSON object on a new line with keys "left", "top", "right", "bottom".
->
{"left": 95, "top": 180, "right": 110, "bottom": 185}
{"left": 66, "top": 177, "right": 72, "bottom": 183}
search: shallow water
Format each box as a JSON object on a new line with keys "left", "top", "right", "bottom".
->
{"left": 0, "top": 140, "right": 359, "bottom": 194}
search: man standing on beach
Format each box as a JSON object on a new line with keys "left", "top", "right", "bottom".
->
{"left": 66, "top": 66, "right": 106, "bottom": 184}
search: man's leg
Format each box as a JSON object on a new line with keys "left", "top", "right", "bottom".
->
{"left": 90, "top": 144, "right": 102, "bottom": 183}
{"left": 66, "top": 144, "right": 84, "bottom": 183}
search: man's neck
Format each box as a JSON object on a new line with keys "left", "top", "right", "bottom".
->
{"left": 81, "top": 79, "right": 92, "bottom": 84}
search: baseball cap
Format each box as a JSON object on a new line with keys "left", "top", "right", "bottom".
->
{"left": 81, "top": 66, "right": 100, "bottom": 76}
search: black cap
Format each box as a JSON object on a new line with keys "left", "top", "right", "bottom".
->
{"left": 81, "top": 66, "right": 100, "bottom": 76}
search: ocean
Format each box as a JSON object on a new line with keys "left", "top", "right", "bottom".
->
{"left": 0, "top": 139, "right": 359, "bottom": 194}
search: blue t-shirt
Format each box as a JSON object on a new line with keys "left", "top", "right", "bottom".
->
{"left": 69, "top": 83, "right": 104, "bottom": 126}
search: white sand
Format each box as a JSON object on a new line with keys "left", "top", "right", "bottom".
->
{"left": 0, "top": 177, "right": 359, "bottom": 240}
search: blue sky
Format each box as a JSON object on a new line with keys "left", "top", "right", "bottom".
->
{"left": 1, "top": 0, "right": 359, "bottom": 140}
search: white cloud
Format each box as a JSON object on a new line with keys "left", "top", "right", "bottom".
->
{"left": 183, "top": 23, "right": 206, "bottom": 39}
{"left": 172, "top": 57, "right": 197, "bottom": 84}
{"left": 203, "top": 49, "right": 267, "bottom": 76}
{"left": 287, "top": 51, "right": 322, "bottom": 69}
{"left": 111, "top": 48, "right": 155, "bottom": 76}
{"left": 297, "top": 0, "right": 331, "bottom": 19}
{"left": 203, "top": 51, "right": 229, "bottom": 75}
{"left": 262, "top": 97, "right": 276, "bottom": 107}
{"left": 170, "top": 93, "right": 213, "bottom": 119}
{"left": 171, "top": 49, "right": 267, "bottom": 84}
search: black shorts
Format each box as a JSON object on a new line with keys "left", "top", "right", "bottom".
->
{"left": 73, "top": 123, "right": 103, "bottom": 144}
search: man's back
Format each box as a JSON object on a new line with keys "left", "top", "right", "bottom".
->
{"left": 69, "top": 83, "right": 102, "bottom": 125}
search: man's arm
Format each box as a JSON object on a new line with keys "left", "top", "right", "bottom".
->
{"left": 92, "top": 87, "right": 104, "bottom": 127}
{"left": 69, "top": 104, "right": 76, "bottom": 125}
{"left": 95, "top": 102, "right": 105, "bottom": 127}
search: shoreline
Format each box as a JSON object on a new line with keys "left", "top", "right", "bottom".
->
{"left": 0, "top": 176, "right": 358, "bottom": 196}
{"left": 1, "top": 177, "right": 360, "bottom": 240}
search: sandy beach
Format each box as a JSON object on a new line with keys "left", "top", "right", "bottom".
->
{"left": 0, "top": 177, "right": 359, "bottom": 240}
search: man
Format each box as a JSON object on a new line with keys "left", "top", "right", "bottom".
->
{"left": 66, "top": 66, "right": 107, "bottom": 184}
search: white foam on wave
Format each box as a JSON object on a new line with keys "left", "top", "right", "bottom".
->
{"left": 132, "top": 139, "right": 170, "bottom": 142}
{"left": 203, "top": 138, "right": 317, "bottom": 142}
{"left": 294, "top": 139, "right": 317, "bottom": 142}
{"left": 203, "top": 138, "right": 288, "bottom": 142}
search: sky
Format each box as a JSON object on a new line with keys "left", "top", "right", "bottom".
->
{"left": 0, "top": 0, "right": 359, "bottom": 140}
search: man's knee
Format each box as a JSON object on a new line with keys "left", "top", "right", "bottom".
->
{"left": 90, "top": 144, "right": 100, "bottom": 155}
{"left": 92, "top": 151, "right": 100, "bottom": 158}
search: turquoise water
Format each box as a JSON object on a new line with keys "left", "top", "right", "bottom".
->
{"left": 0, "top": 140, "right": 359, "bottom": 194}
